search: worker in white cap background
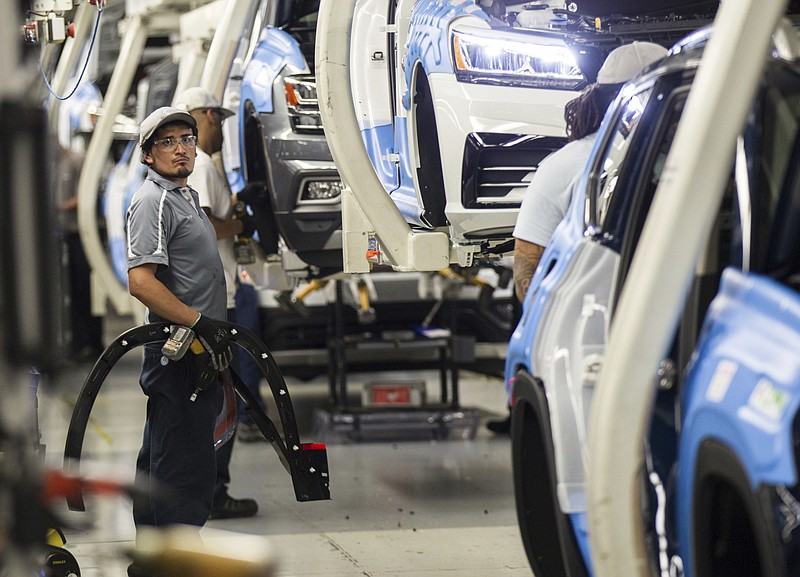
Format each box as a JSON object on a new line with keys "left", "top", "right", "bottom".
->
{"left": 487, "top": 41, "right": 669, "bottom": 435}
{"left": 174, "top": 87, "right": 260, "bottom": 520}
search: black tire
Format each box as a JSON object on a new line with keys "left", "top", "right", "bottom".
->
{"left": 693, "top": 440, "right": 786, "bottom": 577}
{"left": 511, "top": 370, "right": 589, "bottom": 577}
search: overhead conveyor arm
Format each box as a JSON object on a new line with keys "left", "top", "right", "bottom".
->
{"left": 46, "top": 1, "right": 96, "bottom": 130}
{"left": 76, "top": 13, "right": 147, "bottom": 316}
{"left": 63, "top": 322, "right": 330, "bottom": 512}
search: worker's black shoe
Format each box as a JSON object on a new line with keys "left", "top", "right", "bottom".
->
{"left": 486, "top": 415, "right": 511, "bottom": 435}
{"left": 236, "top": 422, "right": 265, "bottom": 443}
{"left": 209, "top": 494, "right": 258, "bottom": 520}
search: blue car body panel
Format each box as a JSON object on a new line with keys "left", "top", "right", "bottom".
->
{"left": 236, "top": 25, "right": 305, "bottom": 192}
{"left": 570, "top": 513, "right": 594, "bottom": 577}
{"left": 237, "top": 24, "right": 308, "bottom": 193}
{"left": 404, "top": 0, "right": 486, "bottom": 85}
{"left": 236, "top": 13, "right": 343, "bottom": 266}
{"left": 503, "top": 118, "right": 611, "bottom": 399}
{"left": 105, "top": 141, "right": 144, "bottom": 284}
{"left": 501, "top": 15, "right": 800, "bottom": 577}
{"left": 360, "top": 123, "right": 398, "bottom": 192}
{"left": 502, "top": 109, "right": 622, "bottom": 575}
{"left": 360, "top": 122, "right": 422, "bottom": 224}
{"left": 504, "top": 189, "right": 587, "bottom": 397}
{"left": 240, "top": 26, "right": 306, "bottom": 117}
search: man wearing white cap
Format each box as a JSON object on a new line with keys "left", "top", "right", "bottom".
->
{"left": 512, "top": 40, "right": 668, "bottom": 302}
{"left": 126, "top": 106, "right": 234, "bottom": 576}
{"left": 488, "top": 41, "right": 668, "bottom": 435}
{"left": 174, "top": 86, "right": 259, "bottom": 520}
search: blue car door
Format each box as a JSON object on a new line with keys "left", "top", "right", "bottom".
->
{"left": 677, "top": 61, "right": 800, "bottom": 577}
{"left": 507, "top": 64, "right": 696, "bottom": 576}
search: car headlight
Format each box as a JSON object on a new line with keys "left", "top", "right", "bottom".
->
{"left": 300, "top": 179, "right": 343, "bottom": 202}
{"left": 285, "top": 76, "right": 323, "bottom": 132}
{"left": 451, "top": 28, "right": 585, "bottom": 90}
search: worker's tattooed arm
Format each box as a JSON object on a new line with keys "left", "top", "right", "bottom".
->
{"left": 513, "top": 239, "right": 546, "bottom": 302}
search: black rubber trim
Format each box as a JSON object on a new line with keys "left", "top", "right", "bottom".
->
{"left": 63, "top": 322, "right": 330, "bottom": 511}
{"left": 511, "top": 370, "right": 589, "bottom": 577}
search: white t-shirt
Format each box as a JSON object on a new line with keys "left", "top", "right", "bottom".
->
{"left": 188, "top": 147, "right": 237, "bottom": 309}
{"left": 513, "top": 133, "right": 598, "bottom": 246}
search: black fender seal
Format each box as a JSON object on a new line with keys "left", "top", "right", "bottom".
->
{"left": 63, "top": 322, "right": 329, "bottom": 511}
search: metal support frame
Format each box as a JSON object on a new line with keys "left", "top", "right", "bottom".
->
{"left": 325, "top": 279, "right": 462, "bottom": 410}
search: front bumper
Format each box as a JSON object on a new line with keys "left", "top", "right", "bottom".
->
{"left": 425, "top": 73, "right": 577, "bottom": 243}
{"left": 257, "top": 113, "right": 342, "bottom": 267}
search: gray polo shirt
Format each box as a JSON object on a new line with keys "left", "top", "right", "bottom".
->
{"left": 127, "top": 167, "right": 227, "bottom": 323}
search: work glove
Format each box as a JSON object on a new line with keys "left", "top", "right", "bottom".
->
{"left": 192, "top": 314, "right": 233, "bottom": 371}
{"left": 237, "top": 181, "right": 267, "bottom": 205}
{"left": 238, "top": 213, "right": 257, "bottom": 238}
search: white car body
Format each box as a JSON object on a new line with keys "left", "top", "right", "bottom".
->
{"left": 349, "top": 0, "right": 583, "bottom": 262}
{"left": 343, "top": 0, "right": 710, "bottom": 265}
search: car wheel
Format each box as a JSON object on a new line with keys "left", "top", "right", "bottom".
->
{"left": 692, "top": 440, "right": 785, "bottom": 577}
{"left": 511, "top": 370, "right": 589, "bottom": 577}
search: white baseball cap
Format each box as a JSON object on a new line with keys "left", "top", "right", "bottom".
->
{"left": 174, "top": 87, "right": 235, "bottom": 119}
{"left": 596, "top": 41, "right": 668, "bottom": 85}
{"left": 139, "top": 106, "right": 197, "bottom": 147}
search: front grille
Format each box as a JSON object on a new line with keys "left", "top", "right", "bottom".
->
{"left": 461, "top": 133, "right": 567, "bottom": 209}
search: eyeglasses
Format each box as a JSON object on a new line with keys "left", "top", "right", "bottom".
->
{"left": 153, "top": 135, "right": 198, "bottom": 151}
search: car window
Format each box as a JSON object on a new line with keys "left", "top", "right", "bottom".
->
{"left": 606, "top": 88, "right": 688, "bottom": 295}
{"left": 589, "top": 86, "right": 655, "bottom": 229}
{"left": 746, "top": 66, "right": 800, "bottom": 280}
{"left": 596, "top": 81, "right": 689, "bottom": 251}
{"left": 620, "top": 93, "right": 687, "bottom": 243}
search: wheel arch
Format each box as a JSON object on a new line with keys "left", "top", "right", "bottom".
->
{"left": 511, "top": 370, "right": 589, "bottom": 577}
{"left": 691, "top": 439, "right": 786, "bottom": 577}
{"left": 241, "top": 100, "right": 280, "bottom": 255}
{"left": 409, "top": 61, "right": 447, "bottom": 228}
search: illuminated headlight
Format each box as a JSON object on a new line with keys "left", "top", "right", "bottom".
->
{"left": 285, "top": 76, "right": 323, "bottom": 131}
{"left": 451, "top": 29, "right": 585, "bottom": 90}
{"left": 301, "top": 180, "right": 343, "bottom": 201}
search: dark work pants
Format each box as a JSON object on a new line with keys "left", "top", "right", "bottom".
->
{"left": 234, "top": 283, "right": 267, "bottom": 423}
{"left": 213, "top": 308, "right": 239, "bottom": 505}
{"left": 133, "top": 345, "right": 219, "bottom": 528}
